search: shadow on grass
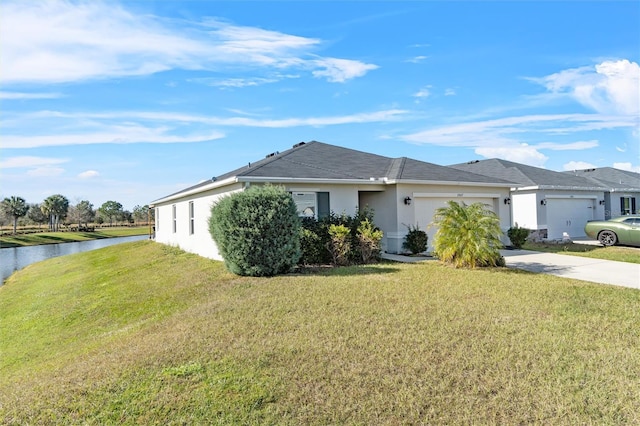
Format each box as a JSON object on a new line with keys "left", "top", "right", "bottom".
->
{"left": 291, "top": 264, "right": 402, "bottom": 276}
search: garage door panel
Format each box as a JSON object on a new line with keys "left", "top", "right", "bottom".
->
{"left": 415, "top": 198, "right": 495, "bottom": 251}
{"left": 547, "top": 198, "right": 594, "bottom": 240}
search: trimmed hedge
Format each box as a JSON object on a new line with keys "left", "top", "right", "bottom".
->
{"left": 208, "top": 185, "right": 301, "bottom": 276}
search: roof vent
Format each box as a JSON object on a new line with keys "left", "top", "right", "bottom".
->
{"left": 265, "top": 152, "right": 278, "bottom": 158}
{"left": 467, "top": 160, "right": 480, "bottom": 164}
{"left": 211, "top": 177, "right": 217, "bottom": 182}
{"left": 293, "top": 141, "right": 306, "bottom": 148}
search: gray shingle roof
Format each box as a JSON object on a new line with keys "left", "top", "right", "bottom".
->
{"left": 449, "top": 158, "right": 608, "bottom": 190}
{"left": 563, "top": 167, "right": 640, "bottom": 191}
{"left": 155, "top": 141, "right": 516, "bottom": 202}
{"left": 217, "top": 141, "right": 514, "bottom": 184}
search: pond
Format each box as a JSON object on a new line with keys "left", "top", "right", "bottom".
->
{"left": 0, "top": 235, "right": 149, "bottom": 284}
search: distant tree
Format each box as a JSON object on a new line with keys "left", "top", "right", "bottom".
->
{"left": 98, "top": 201, "right": 123, "bottom": 226}
{"left": 27, "top": 203, "right": 48, "bottom": 228}
{"left": 132, "top": 205, "right": 149, "bottom": 224}
{"left": 121, "top": 210, "right": 133, "bottom": 224}
{"left": 68, "top": 200, "right": 94, "bottom": 228}
{"left": 42, "top": 194, "right": 69, "bottom": 231}
{"left": 1, "top": 196, "right": 29, "bottom": 234}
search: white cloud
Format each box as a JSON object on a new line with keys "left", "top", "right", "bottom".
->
{"left": 2, "top": 108, "right": 408, "bottom": 148}
{"left": 0, "top": 156, "right": 68, "bottom": 168}
{"left": 0, "top": 91, "right": 63, "bottom": 100}
{"left": 535, "top": 140, "right": 599, "bottom": 151}
{"left": 311, "top": 58, "right": 378, "bottom": 83}
{"left": 563, "top": 161, "right": 597, "bottom": 171}
{"left": 475, "top": 145, "right": 548, "bottom": 167}
{"left": 3, "top": 128, "right": 225, "bottom": 149}
{"left": 444, "top": 88, "right": 456, "bottom": 96}
{"left": 413, "top": 86, "right": 431, "bottom": 99}
{"left": 401, "top": 114, "right": 621, "bottom": 166}
{"left": 613, "top": 162, "right": 640, "bottom": 173}
{"left": 0, "top": 1, "right": 377, "bottom": 85}
{"left": 27, "top": 167, "right": 65, "bottom": 177}
{"left": 78, "top": 170, "right": 100, "bottom": 179}
{"left": 406, "top": 55, "right": 428, "bottom": 63}
{"left": 530, "top": 59, "right": 640, "bottom": 115}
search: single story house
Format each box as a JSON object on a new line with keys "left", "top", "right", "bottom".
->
{"left": 450, "top": 159, "right": 608, "bottom": 240}
{"left": 150, "top": 141, "right": 515, "bottom": 260}
{"left": 563, "top": 167, "right": 640, "bottom": 219}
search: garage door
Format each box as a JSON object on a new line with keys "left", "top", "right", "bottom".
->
{"left": 414, "top": 196, "right": 496, "bottom": 252}
{"left": 546, "top": 198, "right": 595, "bottom": 240}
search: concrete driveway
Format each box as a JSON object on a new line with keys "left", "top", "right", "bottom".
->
{"left": 382, "top": 251, "right": 640, "bottom": 290}
{"left": 500, "top": 249, "right": 640, "bottom": 290}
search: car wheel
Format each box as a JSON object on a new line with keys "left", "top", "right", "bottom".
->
{"left": 598, "top": 230, "right": 617, "bottom": 246}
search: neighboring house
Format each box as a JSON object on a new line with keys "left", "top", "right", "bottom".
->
{"left": 150, "top": 141, "right": 515, "bottom": 260}
{"left": 563, "top": 168, "right": 640, "bottom": 219}
{"left": 450, "top": 159, "right": 608, "bottom": 240}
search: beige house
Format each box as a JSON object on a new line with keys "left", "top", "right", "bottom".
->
{"left": 150, "top": 141, "right": 515, "bottom": 260}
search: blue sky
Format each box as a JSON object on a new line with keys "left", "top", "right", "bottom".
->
{"left": 1, "top": 1, "right": 639, "bottom": 210}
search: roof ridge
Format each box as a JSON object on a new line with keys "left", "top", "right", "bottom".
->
{"left": 235, "top": 141, "right": 314, "bottom": 176}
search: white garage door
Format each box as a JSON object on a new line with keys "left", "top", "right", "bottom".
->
{"left": 415, "top": 197, "right": 495, "bottom": 252}
{"left": 546, "top": 198, "right": 595, "bottom": 240}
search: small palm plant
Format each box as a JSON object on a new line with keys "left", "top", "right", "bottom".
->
{"left": 431, "top": 201, "right": 504, "bottom": 268}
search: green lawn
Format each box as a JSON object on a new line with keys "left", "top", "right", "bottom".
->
{"left": 0, "top": 227, "right": 149, "bottom": 248}
{"left": 523, "top": 241, "right": 640, "bottom": 264}
{"left": 1, "top": 241, "right": 639, "bottom": 424}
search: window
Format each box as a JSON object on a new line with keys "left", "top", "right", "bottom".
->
{"left": 172, "top": 204, "right": 177, "bottom": 233}
{"left": 156, "top": 208, "right": 159, "bottom": 231}
{"left": 292, "top": 192, "right": 330, "bottom": 219}
{"left": 189, "top": 201, "right": 195, "bottom": 235}
{"left": 620, "top": 197, "right": 637, "bottom": 215}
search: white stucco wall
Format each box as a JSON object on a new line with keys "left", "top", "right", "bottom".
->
{"left": 511, "top": 188, "right": 606, "bottom": 240}
{"left": 153, "top": 180, "right": 514, "bottom": 259}
{"left": 154, "top": 182, "right": 243, "bottom": 260}
{"left": 376, "top": 183, "right": 512, "bottom": 253}
{"left": 511, "top": 192, "right": 538, "bottom": 229}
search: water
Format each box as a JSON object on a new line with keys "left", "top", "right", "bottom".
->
{"left": 1, "top": 235, "right": 148, "bottom": 284}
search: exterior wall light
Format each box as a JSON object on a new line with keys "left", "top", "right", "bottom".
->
{"left": 504, "top": 198, "right": 511, "bottom": 205}
{"left": 404, "top": 196, "right": 412, "bottom": 205}
{"left": 599, "top": 200, "right": 605, "bottom": 205}
{"left": 540, "top": 199, "right": 547, "bottom": 206}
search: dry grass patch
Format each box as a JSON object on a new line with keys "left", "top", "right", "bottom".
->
{"left": 1, "top": 241, "right": 639, "bottom": 424}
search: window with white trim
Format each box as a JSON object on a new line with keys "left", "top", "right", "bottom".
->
{"left": 189, "top": 201, "right": 195, "bottom": 235}
{"left": 620, "top": 197, "right": 637, "bottom": 215}
{"left": 172, "top": 204, "right": 177, "bottom": 233}
{"left": 292, "top": 192, "right": 330, "bottom": 219}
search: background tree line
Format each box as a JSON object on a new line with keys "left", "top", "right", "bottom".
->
{"left": 0, "top": 195, "right": 153, "bottom": 234}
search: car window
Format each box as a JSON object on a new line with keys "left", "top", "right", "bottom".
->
{"left": 623, "top": 218, "right": 640, "bottom": 225}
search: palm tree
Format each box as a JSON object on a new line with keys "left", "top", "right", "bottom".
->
{"left": 1, "top": 196, "right": 29, "bottom": 234}
{"left": 431, "top": 201, "right": 504, "bottom": 268}
{"left": 41, "top": 194, "right": 69, "bottom": 231}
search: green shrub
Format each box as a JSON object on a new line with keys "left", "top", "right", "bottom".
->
{"left": 402, "top": 224, "right": 428, "bottom": 254}
{"left": 299, "top": 227, "right": 323, "bottom": 265}
{"left": 357, "top": 218, "right": 383, "bottom": 263}
{"left": 327, "top": 224, "right": 351, "bottom": 266}
{"left": 299, "top": 207, "right": 381, "bottom": 265}
{"left": 432, "top": 201, "right": 504, "bottom": 268}
{"left": 507, "top": 224, "right": 529, "bottom": 249}
{"left": 208, "top": 185, "right": 301, "bottom": 276}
